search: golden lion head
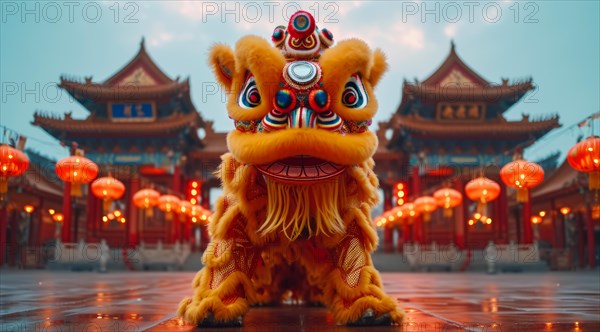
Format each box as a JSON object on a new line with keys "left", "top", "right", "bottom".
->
{"left": 209, "top": 11, "right": 387, "bottom": 185}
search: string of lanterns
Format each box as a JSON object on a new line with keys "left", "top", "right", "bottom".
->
{"left": 375, "top": 132, "right": 598, "bottom": 228}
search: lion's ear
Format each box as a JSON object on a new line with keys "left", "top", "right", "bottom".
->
{"left": 368, "top": 49, "right": 388, "bottom": 88}
{"left": 209, "top": 44, "right": 236, "bottom": 90}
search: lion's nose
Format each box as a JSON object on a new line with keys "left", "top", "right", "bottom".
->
{"left": 288, "top": 107, "right": 316, "bottom": 128}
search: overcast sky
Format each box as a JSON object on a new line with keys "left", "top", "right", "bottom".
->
{"left": 1, "top": 1, "right": 599, "bottom": 163}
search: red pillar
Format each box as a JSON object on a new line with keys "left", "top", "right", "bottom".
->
{"left": 61, "top": 182, "right": 72, "bottom": 243}
{"left": 577, "top": 212, "right": 586, "bottom": 269}
{"left": 498, "top": 183, "right": 508, "bottom": 244}
{"left": 0, "top": 204, "right": 7, "bottom": 266}
{"left": 127, "top": 177, "right": 140, "bottom": 247}
{"left": 383, "top": 185, "right": 393, "bottom": 252}
{"left": 86, "top": 185, "right": 96, "bottom": 242}
{"left": 522, "top": 191, "right": 533, "bottom": 244}
{"left": 411, "top": 166, "right": 422, "bottom": 244}
{"left": 585, "top": 203, "right": 597, "bottom": 269}
{"left": 172, "top": 166, "right": 181, "bottom": 244}
{"left": 454, "top": 179, "right": 465, "bottom": 249}
{"left": 550, "top": 199, "right": 560, "bottom": 248}
{"left": 413, "top": 217, "right": 423, "bottom": 244}
{"left": 402, "top": 219, "right": 411, "bottom": 247}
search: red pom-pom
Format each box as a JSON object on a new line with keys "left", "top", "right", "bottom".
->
{"left": 287, "top": 11, "right": 316, "bottom": 40}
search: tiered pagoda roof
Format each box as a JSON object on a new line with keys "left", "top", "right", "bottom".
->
{"left": 32, "top": 38, "right": 206, "bottom": 153}
{"left": 33, "top": 111, "right": 199, "bottom": 137}
{"left": 388, "top": 113, "right": 559, "bottom": 139}
{"left": 383, "top": 41, "right": 560, "bottom": 162}
{"left": 396, "top": 41, "right": 535, "bottom": 117}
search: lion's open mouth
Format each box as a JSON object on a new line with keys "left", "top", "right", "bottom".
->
{"left": 256, "top": 155, "right": 345, "bottom": 183}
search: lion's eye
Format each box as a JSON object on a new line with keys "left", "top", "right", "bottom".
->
{"left": 341, "top": 74, "right": 368, "bottom": 109}
{"left": 238, "top": 74, "right": 261, "bottom": 108}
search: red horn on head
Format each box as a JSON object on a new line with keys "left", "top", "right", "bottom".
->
{"left": 287, "top": 11, "right": 316, "bottom": 39}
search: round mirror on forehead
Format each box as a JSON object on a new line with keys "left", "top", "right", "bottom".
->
{"left": 287, "top": 61, "right": 317, "bottom": 84}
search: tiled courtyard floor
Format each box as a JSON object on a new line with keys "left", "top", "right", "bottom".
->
{"left": 1, "top": 270, "right": 598, "bottom": 331}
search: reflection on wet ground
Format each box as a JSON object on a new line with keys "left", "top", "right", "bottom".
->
{"left": 0, "top": 271, "right": 598, "bottom": 331}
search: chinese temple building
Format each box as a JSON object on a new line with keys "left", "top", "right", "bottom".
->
{"left": 376, "top": 42, "right": 561, "bottom": 250}
{"left": 31, "top": 39, "right": 228, "bottom": 249}
{"left": 2, "top": 40, "right": 596, "bottom": 270}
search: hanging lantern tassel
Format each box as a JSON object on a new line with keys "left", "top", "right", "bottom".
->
{"left": 443, "top": 207, "right": 453, "bottom": 218}
{"left": 0, "top": 175, "right": 7, "bottom": 194}
{"left": 516, "top": 188, "right": 529, "bottom": 203}
{"left": 102, "top": 198, "right": 112, "bottom": 212}
{"left": 477, "top": 201, "right": 489, "bottom": 218}
{"left": 423, "top": 212, "right": 431, "bottom": 222}
{"left": 165, "top": 211, "right": 173, "bottom": 221}
{"left": 145, "top": 207, "right": 154, "bottom": 218}
{"left": 590, "top": 171, "right": 600, "bottom": 190}
{"left": 71, "top": 182, "right": 82, "bottom": 197}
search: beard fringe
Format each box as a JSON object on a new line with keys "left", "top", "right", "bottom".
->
{"left": 259, "top": 176, "right": 347, "bottom": 240}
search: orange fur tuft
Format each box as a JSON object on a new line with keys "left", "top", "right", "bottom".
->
{"left": 209, "top": 44, "right": 236, "bottom": 90}
{"left": 320, "top": 39, "right": 381, "bottom": 121}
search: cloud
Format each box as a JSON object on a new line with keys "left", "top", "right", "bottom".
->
{"left": 162, "top": 0, "right": 213, "bottom": 21}
{"left": 148, "top": 31, "right": 174, "bottom": 47}
{"left": 444, "top": 24, "right": 458, "bottom": 38}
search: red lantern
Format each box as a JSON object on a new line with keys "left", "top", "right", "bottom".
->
{"left": 414, "top": 196, "right": 437, "bottom": 221}
{"left": 433, "top": 188, "right": 463, "bottom": 217}
{"left": 500, "top": 159, "right": 544, "bottom": 202}
{"left": 567, "top": 136, "right": 600, "bottom": 190}
{"left": 55, "top": 155, "right": 98, "bottom": 197}
{"left": 158, "top": 195, "right": 180, "bottom": 220}
{"left": 0, "top": 145, "right": 29, "bottom": 194}
{"left": 132, "top": 189, "right": 160, "bottom": 217}
{"left": 91, "top": 176, "right": 125, "bottom": 211}
{"left": 189, "top": 205, "right": 212, "bottom": 224}
{"left": 400, "top": 202, "right": 420, "bottom": 221}
{"left": 465, "top": 177, "right": 500, "bottom": 216}
{"left": 179, "top": 200, "right": 193, "bottom": 217}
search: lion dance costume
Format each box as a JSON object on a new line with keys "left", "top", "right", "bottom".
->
{"left": 179, "top": 11, "right": 404, "bottom": 326}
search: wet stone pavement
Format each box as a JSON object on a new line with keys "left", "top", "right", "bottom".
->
{"left": 0, "top": 271, "right": 598, "bottom": 331}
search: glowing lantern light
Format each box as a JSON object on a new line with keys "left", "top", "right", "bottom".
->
{"left": 433, "top": 188, "right": 462, "bottom": 217}
{"left": 0, "top": 145, "right": 29, "bottom": 195}
{"left": 91, "top": 176, "right": 125, "bottom": 211}
{"left": 560, "top": 207, "right": 571, "bottom": 216}
{"left": 392, "top": 206, "right": 404, "bottom": 219}
{"left": 414, "top": 196, "right": 437, "bottom": 221}
{"left": 400, "top": 202, "right": 420, "bottom": 221}
{"left": 465, "top": 177, "right": 500, "bottom": 216}
{"left": 500, "top": 159, "right": 544, "bottom": 202}
{"left": 23, "top": 204, "right": 35, "bottom": 214}
{"left": 55, "top": 155, "right": 98, "bottom": 197}
{"left": 567, "top": 136, "right": 600, "bottom": 190}
{"left": 158, "top": 195, "right": 180, "bottom": 220}
{"left": 132, "top": 188, "right": 160, "bottom": 217}
{"left": 531, "top": 216, "right": 542, "bottom": 224}
{"left": 200, "top": 207, "right": 212, "bottom": 224}
{"left": 53, "top": 213, "right": 64, "bottom": 222}
{"left": 179, "top": 200, "right": 193, "bottom": 217}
